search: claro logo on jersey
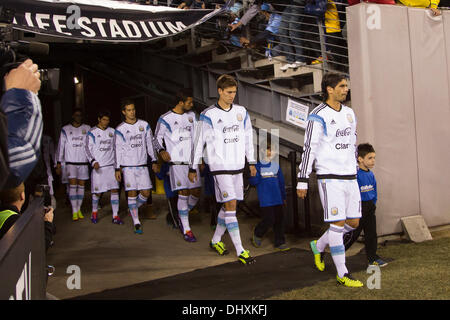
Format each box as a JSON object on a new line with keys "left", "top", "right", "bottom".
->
{"left": 224, "top": 136, "right": 239, "bottom": 144}
{"left": 99, "top": 139, "right": 112, "bottom": 152}
{"left": 130, "top": 134, "right": 143, "bottom": 148}
{"left": 335, "top": 143, "right": 351, "bottom": 150}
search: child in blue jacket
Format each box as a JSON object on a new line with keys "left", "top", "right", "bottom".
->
{"left": 343, "top": 143, "right": 387, "bottom": 267}
{"left": 249, "top": 140, "right": 290, "bottom": 251}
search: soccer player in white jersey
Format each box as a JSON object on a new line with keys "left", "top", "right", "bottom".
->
{"left": 297, "top": 73, "right": 363, "bottom": 287}
{"left": 154, "top": 88, "right": 201, "bottom": 242}
{"left": 189, "top": 74, "right": 257, "bottom": 265}
{"left": 85, "top": 110, "right": 122, "bottom": 225}
{"left": 56, "top": 108, "right": 91, "bottom": 221}
{"left": 115, "top": 100, "right": 158, "bottom": 234}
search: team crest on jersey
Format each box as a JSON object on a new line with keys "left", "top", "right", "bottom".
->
{"left": 223, "top": 192, "right": 228, "bottom": 198}
{"left": 188, "top": 117, "right": 193, "bottom": 123}
{"left": 82, "top": 129, "right": 86, "bottom": 134}
{"left": 237, "top": 113, "right": 243, "bottom": 122}
{"left": 127, "top": 183, "right": 131, "bottom": 188}
{"left": 177, "top": 181, "right": 181, "bottom": 187}
{"left": 346, "top": 114, "right": 353, "bottom": 123}
{"left": 95, "top": 187, "right": 99, "bottom": 191}
{"left": 331, "top": 207, "right": 339, "bottom": 216}
{"left": 139, "top": 126, "right": 144, "bottom": 132}
{"left": 109, "top": 133, "right": 113, "bottom": 137}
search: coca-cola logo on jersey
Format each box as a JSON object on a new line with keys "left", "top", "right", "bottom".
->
{"left": 223, "top": 125, "right": 240, "bottom": 134}
{"left": 335, "top": 127, "right": 351, "bottom": 137}
{"left": 130, "top": 134, "right": 142, "bottom": 141}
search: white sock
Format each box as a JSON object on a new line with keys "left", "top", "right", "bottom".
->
{"left": 178, "top": 195, "right": 190, "bottom": 233}
{"left": 328, "top": 224, "right": 348, "bottom": 278}
{"left": 92, "top": 193, "right": 100, "bottom": 212}
{"left": 128, "top": 196, "right": 140, "bottom": 225}
{"left": 187, "top": 195, "right": 199, "bottom": 210}
{"left": 224, "top": 211, "right": 244, "bottom": 256}
{"left": 69, "top": 185, "right": 78, "bottom": 214}
{"left": 137, "top": 193, "right": 148, "bottom": 208}
{"left": 77, "top": 185, "right": 85, "bottom": 212}
{"left": 316, "top": 230, "right": 329, "bottom": 252}
{"left": 344, "top": 223, "right": 355, "bottom": 234}
{"left": 211, "top": 206, "right": 227, "bottom": 244}
{"left": 111, "top": 192, "right": 119, "bottom": 218}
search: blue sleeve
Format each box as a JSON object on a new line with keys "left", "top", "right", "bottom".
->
{"left": 278, "top": 166, "right": 286, "bottom": 201}
{"left": 1, "top": 89, "right": 43, "bottom": 188}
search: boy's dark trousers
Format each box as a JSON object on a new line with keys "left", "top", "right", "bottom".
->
{"left": 254, "top": 205, "right": 285, "bottom": 247}
{"left": 344, "top": 200, "right": 379, "bottom": 262}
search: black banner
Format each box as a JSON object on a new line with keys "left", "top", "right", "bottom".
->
{"left": 0, "top": 198, "right": 46, "bottom": 300}
{"left": 4, "top": 0, "right": 224, "bottom": 42}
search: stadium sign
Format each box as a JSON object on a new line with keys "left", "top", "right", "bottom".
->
{"left": 4, "top": 0, "right": 224, "bottom": 42}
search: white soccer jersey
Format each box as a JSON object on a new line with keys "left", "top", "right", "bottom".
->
{"left": 190, "top": 103, "right": 256, "bottom": 174}
{"left": 56, "top": 123, "right": 91, "bottom": 164}
{"left": 85, "top": 126, "right": 116, "bottom": 168}
{"left": 153, "top": 110, "right": 197, "bottom": 164}
{"left": 297, "top": 103, "right": 358, "bottom": 189}
{"left": 115, "top": 119, "right": 156, "bottom": 168}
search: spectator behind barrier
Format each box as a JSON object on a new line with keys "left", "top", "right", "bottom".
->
{"left": 239, "top": 3, "right": 282, "bottom": 51}
{"left": 0, "top": 59, "right": 43, "bottom": 189}
{"left": 396, "top": 0, "right": 441, "bottom": 16}
{"left": 178, "top": 0, "right": 207, "bottom": 9}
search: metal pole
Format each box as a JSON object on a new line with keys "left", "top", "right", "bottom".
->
{"left": 316, "top": 17, "right": 328, "bottom": 71}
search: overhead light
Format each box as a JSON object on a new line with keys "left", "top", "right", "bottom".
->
{"left": 74, "top": 77, "right": 79, "bottom": 84}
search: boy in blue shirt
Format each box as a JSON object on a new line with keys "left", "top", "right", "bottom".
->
{"left": 343, "top": 143, "right": 387, "bottom": 267}
{"left": 249, "top": 140, "right": 290, "bottom": 251}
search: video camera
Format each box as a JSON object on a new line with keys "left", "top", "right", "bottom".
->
{"left": 0, "top": 6, "right": 50, "bottom": 85}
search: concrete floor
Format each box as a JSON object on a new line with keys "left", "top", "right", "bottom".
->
{"left": 46, "top": 188, "right": 364, "bottom": 300}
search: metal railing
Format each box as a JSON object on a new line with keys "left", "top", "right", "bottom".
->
{"left": 144, "top": 1, "right": 350, "bottom": 75}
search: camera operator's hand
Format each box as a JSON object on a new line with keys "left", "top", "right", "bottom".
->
{"left": 44, "top": 208, "right": 54, "bottom": 223}
{"left": 4, "top": 59, "right": 41, "bottom": 94}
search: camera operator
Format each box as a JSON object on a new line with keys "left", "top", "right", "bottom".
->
{"left": 1, "top": 58, "right": 42, "bottom": 189}
{"left": 0, "top": 182, "right": 54, "bottom": 251}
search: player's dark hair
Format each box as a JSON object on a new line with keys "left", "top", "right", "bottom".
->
{"left": 321, "top": 72, "right": 347, "bottom": 101}
{"left": 216, "top": 74, "right": 237, "bottom": 90}
{"left": 357, "top": 143, "right": 375, "bottom": 159}
{"left": 121, "top": 99, "right": 134, "bottom": 111}
{"left": 176, "top": 88, "right": 193, "bottom": 104}
{"left": 72, "top": 107, "right": 83, "bottom": 116}
{"left": 98, "top": 109, "right": 111, "bottom": 120}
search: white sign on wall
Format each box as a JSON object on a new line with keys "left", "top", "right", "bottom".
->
{"left": 286, "top": 99, "right": 309, "bottom": 129}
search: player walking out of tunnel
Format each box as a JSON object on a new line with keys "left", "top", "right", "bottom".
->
{"left": 85, "top": 109, "right": 121, "bottom": 225}
{"left": 115, "top": 100, "right": 159, "bottom": 234}
{"left": 297, "top": 73, "right": 364, "bottom": 287}
{"left": 189, "top": 74, "right": 257, "bottom": 265}
{"left": 56, "top": 108, "right": 91, "bottom": 221}
{"left": 154, "top": 88, "right": 201, "bottom": 242}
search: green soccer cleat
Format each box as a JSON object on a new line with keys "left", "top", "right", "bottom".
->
{"left": 238, "top": 250, "right": 255, "bottom": 265}
{"left": 77, "top": 210, "right": 84, "bottom": 219}
{"left": 336, "top": 273, "right": 364, "bottom": 288}
{"left": 310, "top": 240, "right": 325, "bottom": 271}
{"left": 210, "top": 241, "right": 229, "bottom": 256}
